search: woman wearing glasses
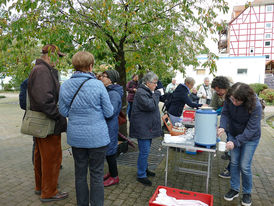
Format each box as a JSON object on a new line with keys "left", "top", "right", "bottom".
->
{"left": 100, "top": 69, "right": 123, "bottom": 187}
{"left": 130, "top": 72, "right": 162, "bottom": 186}
{"left": 218, "top": 82, "right": 262, "bottom": 206}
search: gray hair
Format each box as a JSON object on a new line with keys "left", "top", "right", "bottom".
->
{"left": 184, "top": 77, "right": 195, "bottom": 85}
{"left": 204, "top": 77, "right": 209, "bottom": 81}
{"left": 143, "top": 72, "right": 158, "bottom": 84}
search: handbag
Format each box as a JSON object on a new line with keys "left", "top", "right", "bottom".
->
{"left": 21, "top": 78, "right": 91, "bottom": 138}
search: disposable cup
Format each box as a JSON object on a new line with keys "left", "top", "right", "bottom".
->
{"left": 218, "top": 141, "right": 226, "bottom": 152}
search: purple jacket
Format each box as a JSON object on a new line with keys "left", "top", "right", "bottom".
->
{"left": 126, "top": 80, "right": 138, "bottom": 102}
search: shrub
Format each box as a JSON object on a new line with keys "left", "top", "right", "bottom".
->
{"left": 249, "top": 83, "right": 268, "bottom": 95}
{"left": 259, "top": 89, "right": 274, "bottom": 105}
{"left": 3, "top": 83, "right": 13, "bottom": 91}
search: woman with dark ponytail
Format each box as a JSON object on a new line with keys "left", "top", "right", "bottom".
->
{"left": 218, "top": 82, "right": 262, "bottom": 206}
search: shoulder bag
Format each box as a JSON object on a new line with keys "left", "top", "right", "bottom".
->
{"left": 21, "top": 78, "right": 91, "bottom": 138}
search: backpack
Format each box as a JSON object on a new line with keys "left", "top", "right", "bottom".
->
{"left": 160, "top": 92, "right": 173, "bottom": 113}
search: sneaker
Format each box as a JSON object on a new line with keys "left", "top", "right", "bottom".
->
{"left": 104, "top": 176, "right": 119, "bottom": 187}
{"left": 137, "top": 177, "right": 152, "bottom": 186}
{"left": 103, "top": 173, "right": 111, "bottom": 180}
{"left": 219, "top": 169, "right": 231, "bottom": 179}
{"left": 242, "top": 194, "right": 252, "bottom": 206}
{"left": 224, "top": 189, "right": 239, "bottom": 201}
{"left": 146, "top": 169, "right": 156, "bottom": 177}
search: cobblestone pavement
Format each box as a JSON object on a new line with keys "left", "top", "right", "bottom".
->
{"left": 0, "top": 93, "right": 273, "bottom": 206}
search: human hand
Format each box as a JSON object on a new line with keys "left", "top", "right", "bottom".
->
{"left": 133, "top": 88, "right": 137, "bottom": 92}
{"left": 226, "top": 141, "right": 234, "bottom": 150}
{"left": 217, "top": 128, "right": 225, "bottom": 137}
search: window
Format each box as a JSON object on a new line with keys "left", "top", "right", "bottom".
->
{"left": 237, "top": 68, "right": 247, "bottom": 75}
{"left": 266, "top": 5, "right": 273, "bottom": 12}
{"left": 196, "top": 69, "right": 206, "bottom": 75}
{"left": 265, "top": 23, "right": 272, "bottom": 28}
{"left": 265, "top": 41, "right": 271, "bottom": 46}
{"left": 266, "top": 55, "right": 270, "bottom": 59}
{"left": 250, "top": 47, "right": 254, "bottom": 53}
{"left": 265, "top": 33, "right": 271, "bottom": 39}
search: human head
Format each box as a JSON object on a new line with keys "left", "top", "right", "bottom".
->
{"left": 41, "top": 44, "right": 65, "bottom": 67}
{"left": 192, "top": 87, "right": 197, "bottom": 94}
{"left": 103, "top": 69, "right": 120, "bottom": 85}
{"left": 184, "top": 77, "right": 195, "bottom": 90}
{"left": 72, "top": 51, "right": 95, "bottom": 72}
{"left": 143, "top": 72, "right": 158, "bottom": 91}
{"left": 172, "top": 78, "right": 176, "bottom": 85}
{"left": 132, "top": 74, "right": 139, "bottom": 82}
{"left": 204, "top": 77, "right": 210, "bottom": 86}
{"left": 96, "top": 72, "right": 103, "bottom": 80}
{"left": 211, "top": 76, "right": 230, "bottom": 97}
{"left": 226, "top": 82, "right": 256, "bottom": 112}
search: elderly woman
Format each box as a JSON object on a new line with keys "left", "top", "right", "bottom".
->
{"left": 100, "top": 69, "right": 123, "bottom": 187}
{"left": 59, "top": 51, "right": 113, "bottom": 206}
{"left": 218, "top": 82, "right": 262, "bottom": 206}
{"left": 197, "top": 77, "right": 212, "bottom": 104}
{"left": 130, "top": 72, "right": 162, "bottom": 186}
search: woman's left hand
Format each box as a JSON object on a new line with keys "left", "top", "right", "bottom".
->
{"left": 226, "top": 141, "right": 234, "bottom": 150}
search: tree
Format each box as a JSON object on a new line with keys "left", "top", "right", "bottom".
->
{"left": 1, "top": 0, "right": 228, "bottom": 132}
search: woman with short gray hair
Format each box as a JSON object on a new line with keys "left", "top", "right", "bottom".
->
{"left": 130, "top": 71, "right": 162, "bottom": 186}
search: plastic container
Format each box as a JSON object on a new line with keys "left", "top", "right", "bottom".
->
{"left": 183, "top": 110, "right": 196, "bottom": 121}
{"left": 149, "top": 185, "right": 213, "bottom": 206}
{"left": 194, "top": 109, "right": 217, "bottom": 147}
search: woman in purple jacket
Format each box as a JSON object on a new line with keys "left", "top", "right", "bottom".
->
{"left": 126, "top": 74, "right": 139, "bottom": 121}
{"left": 218, "top": 82, "right": 262, "bottom": 206}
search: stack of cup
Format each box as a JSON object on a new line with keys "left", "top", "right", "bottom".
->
{"left": 218, "top": 141, "right": 226, "bottom": 152}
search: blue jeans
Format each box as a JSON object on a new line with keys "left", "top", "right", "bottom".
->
{"left": 137, "top": 139, "right": 152, "bottom": 178}
{"left": 72, "top": 146, "right": 107, "bottom": 206}
{"left": 228, "top": 133, "right": 260, "bottom": 194}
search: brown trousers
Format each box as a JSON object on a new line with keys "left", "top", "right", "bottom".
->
{"left": 34, "top": 134, "right": 62, "bottom": 198}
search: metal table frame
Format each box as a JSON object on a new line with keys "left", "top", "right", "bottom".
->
{"left": 162, "top": 142, "right": 216, "bottom": 193}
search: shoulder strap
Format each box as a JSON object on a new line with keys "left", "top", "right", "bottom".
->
{"left": 69, "top": 78, "right": 91, "bottom": 109}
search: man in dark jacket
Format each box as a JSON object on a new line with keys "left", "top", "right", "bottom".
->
{"left": 27, "top": 44, "right": 68, "bottom": 202}
{"left": 130, "top": 72, "right": 162, "bottom": 186}
{"left": 167, "top": 77, "right": 203, "bottom": 125}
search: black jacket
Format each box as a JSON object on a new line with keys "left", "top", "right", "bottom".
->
{"left": 28, "top": 59, "right": 67, "bottom": 135}
{"left": 167, "top": 84, "right": 202, "bottom": 117}
{"left": 189, "top": 92, "right": 199, "bottom": 104}
{"left": 129, "top": 84, "right": 162, "bottom": 139}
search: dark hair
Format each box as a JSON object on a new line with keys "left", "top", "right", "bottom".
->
{"left": 132, "top": 74, "right": 138, "bottom": 79}
{"left": 225, "top": 82, "right": 256, "bottom": 113}
{"left": 211, "top": 76, "right": 230, "bottom": 89}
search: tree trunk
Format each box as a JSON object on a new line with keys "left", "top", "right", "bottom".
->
{"left": 115, "top": 50, "right": 128, "bottom": 137}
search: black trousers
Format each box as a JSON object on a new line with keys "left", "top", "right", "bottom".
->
{"left": 106, "top": 153, "right": 118, "bottom": 177}
{"left": 72, "top": 146, "right": 107, "bottom": 206}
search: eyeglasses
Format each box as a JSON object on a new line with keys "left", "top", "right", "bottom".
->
{"left": 150, "top": 81, "right": 157, "bottom": 85}
{"left": 102, "top": 75, "right": 108, "bottom": 78}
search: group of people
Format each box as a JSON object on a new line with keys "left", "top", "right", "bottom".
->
{"left": 23, "top": 44, "right": 262, "bottom": 206}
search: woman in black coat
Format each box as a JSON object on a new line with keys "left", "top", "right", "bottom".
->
{"left": 130, "top": 72, "right": 162, "bottom": 186}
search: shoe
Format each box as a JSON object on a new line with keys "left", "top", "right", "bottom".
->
{"left": 221, "top": 152, "right": 230, "bottom": 160}
{"left": 219, "top": 169, "right": 231, "bottom": 179}
{"left": 137, "top": 177, "right": 152, "bottom": 186}
{"left": 40, "top": 191, "right": 68, "bottom": 202}
{"left": 104, "top": 173, "right": 111, "bottom": 180}
{"left": 34, "top": 190, "right": 41, "bottom": 195}
{"left": 146, "top": 169, "right": 156, "bottom": 177}
{"left": 242, "top": 194, "right": 252, "bottom": 206}
{"left": 224, "top": 189, "right": 239, "bottom": 201}
{"left": 104, "top": 176, "right": 119, "bottom": 187}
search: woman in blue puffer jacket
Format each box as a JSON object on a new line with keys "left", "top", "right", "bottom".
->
{"left": 59, "top": 51, "right": 113, "bottom": 206}
{"left": 100, "top": 69, "right": 123, "bottom": 187}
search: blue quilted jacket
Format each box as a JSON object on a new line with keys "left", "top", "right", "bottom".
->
{"left": 59, "top": 72, "right": 113, "bottom": 148}
{"left": 106, "top": 84, "right": 123, "bottom": 155}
